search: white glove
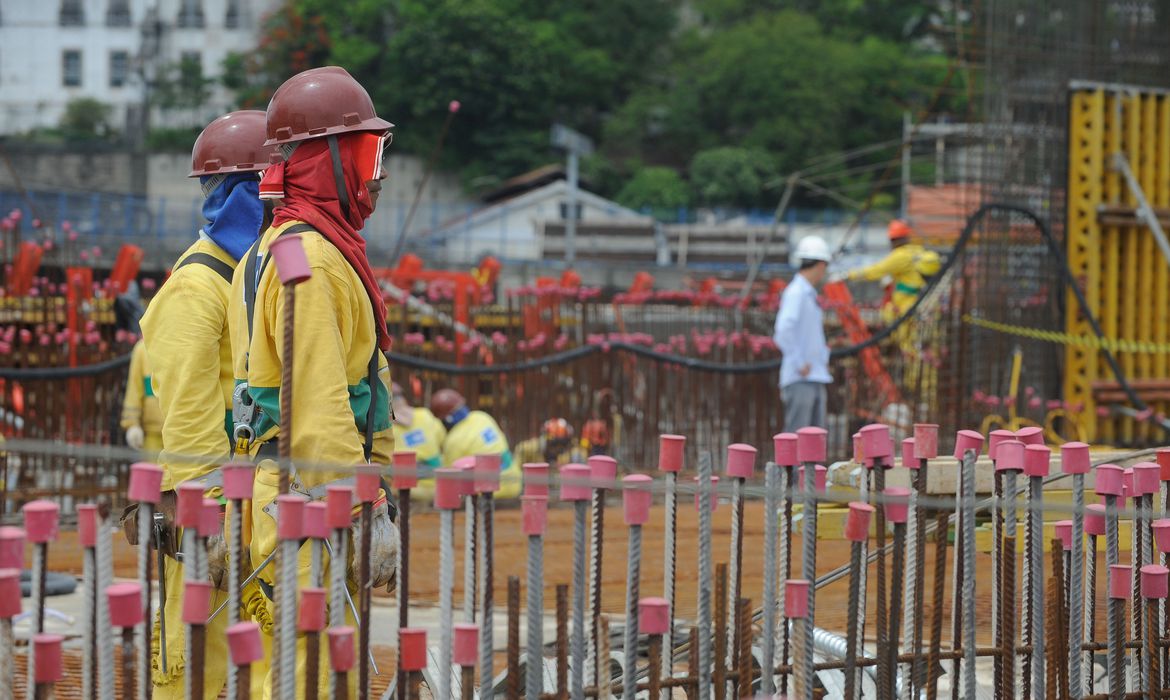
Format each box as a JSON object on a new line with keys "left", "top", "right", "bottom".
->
{"left": 352, "top": 500, "right": 399, "bottom": 589}
{"left": 125, "top": 425, "right": 145, "bottom": 450}
{"left": 207, "top": 532, "right": 229, "bottom": 591}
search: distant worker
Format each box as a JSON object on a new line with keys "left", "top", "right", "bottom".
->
{"left": 514, "top": 418, "right": 586, "bottom": 467}
{"left": 430, "top": 388, "right": 518, "bottom": 497}
{"left": 121, "top": 338, "right": 162, "bottom": 452}
{"left": 843, "top": 219, "right": 941, "bottom": 323}
{"left": 391, "top": 383, "right": 447, "bottom": 502}
{"left": 581, "top": 418, "right": 612, "bottom": 456}
{"left": 774, "top": 235, "right": 833, "bottom": 432}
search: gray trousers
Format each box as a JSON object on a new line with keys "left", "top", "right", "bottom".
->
{"left": 781, "top": 381, "right": 828, "bottom": 433}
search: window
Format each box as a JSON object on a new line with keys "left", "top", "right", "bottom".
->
{"left": 560, "top": 202, "right": 583, "bottom": 220}
{"left": 109, "top": 51, "right": 129, "bottom": 87}
{"left": 62, "top": 50, "right": 82, "bottom": 87}
{"left": 177, "top": 0, "right": 205, "bottom": 29}
{"left": 59, "top": 0, "right": 85, "bottom": 26}
{"left": 224, "top": 0, "right": 241, "bottom": 28}
{"left": 107, "top": 0, "right": 131, "bottom": 27}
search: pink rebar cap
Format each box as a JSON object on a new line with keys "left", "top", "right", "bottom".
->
{"left": 522, "top": 495, "right": 548, "bottom": 536}
{"left": 176, "top": 482, "right": 205, "bottom": 529}
{"left": 434, "top": 467, "right": 463, "bottom": 510}
{"left": 182, "top": 581, "right": 213, "bottom": 625}
{"left": 355, "top": 464, "right": 381, "bottom": 504}
{"left": 298, "top": 587, "right": 327, "bottom": 632}
{"left": 796, "top": 426, "right": 827, "bottom": 464}
{"left": 995, "top": 440, "right": 1025, "bottom": 472}
{"left": 523, "top": 463, "right": 550, "bottom": 497}
{"left": 276, "top": 494, "right": 307, "bottom": 540}
{"left": 393, "top": 451, "right": 419, "bottom": 490}
{"left": 326, "top": 486, "right": 354, "bottom": 530}
{"left": 844, "top": 502, "right": 875, "bottom": 542}
{"left": 883, "top": 487, "right": 911, "bottom": 524}
{"left": 1023, "top": 445, "right": 1051, "bottom": 478}
{"left": 589, "top": 455, "right": 618, "bottom": 484}
{"left": 784, "top": 580, "right": 810, "bottom": 619}
{"left": 453, "top": 457, "right": 477, "bottom": 496}
{"left": 77, "top": 504, "right": 99, "bottom": 548}
{"left": 222, "top": 462, "right": 255, "bottom": 500}
{"left": 474, "top": 453, "right": 502, "bottom": 494}
{"left": 304, "top": 502, "right": 329, "bottom": 540}
{"left": 1054, "top": 520, "right": 1073, "bottom": 550}
{"left": 913, "top": 424, "right": 939, "bottom": 459}
{"left": 1087, "top": 505, "right": 1108, "bottom": 538}
{"left": 398, "top": 628, "right": 428, "bottom": 672}
{"left": 328, "top": 626, "right": 356, "bottom": 671}
{"left": 859, "top": 424, "right": 893, "bottom": 461}
{"left": 639, "top": 597, "right": 671, "bottom": 635}
{"left": 1123, "top": 468, "right": 1134, "bottom": 499}
{"left": 0, "top": 569, "right": 21, "bottom": 618}
{"left": 199, "top": 498, "right": 221, "bottom": 538}
{"left": 127, "top": 462, "right": 164, "bottom": 504}
{"left": 694, "top": 476, "right": 720, "bottom": 512}
{"left": 1109, "top": 564, "right": 1132, "bottom": 599}
{"left": 725, "top": 444, "right": 757, "bottom": 479}
{"left": 0, "top": 528, "right": 24, "bottom": 570}
{"left": 953, "top": 430, "right": 984, "bottom": 461}
{"left": 659, "top": 434, "right": 686, "bottom": 473}
{"left": 227, "top": 621, "right": 264, "bottom": 666}
{"left": 1015, "top": 426, "right": 1044, "bottom": 446}
{"left": 987, "top": 429, "right": 1016, "bottom": 462}
{"left": 1142, "top": 565, "right": 1169, "bottom": 599}
{"left": 33, "top": 633, "right": 63, "bottom": 683}
{"left": 559, "top": 464, "right": 591, "bottom": 502}
{"left": 107, "top": 582, "right": 144, "bottom": 628}
{"left": 852, "top": 432, "right": 873, "bottom": 467}
{"left": 1158, "top": 448, "right": 1170, "bottom": 481}
{"left": 1060, "top": 442, "right": 1091, "bottom": 475}
{"left": 454, "top": 624, "right": 479, "bottom": 666}
{"left": 773, "top": 433, "right": 798, "bottom": 467}
{"left": 623, "top": 474, "right": 653, "bottom": 526}
{"left": 1096, "top": 464, "right": 1125, "bottom": 498}
{"left": 267, "top": 232, "right": 312, "bottom": 286}
{"left": 1156, "top": 519, "right": 1170, "bottom": 553}
{"left": 1134, "top": 462, "right": 1161, "bottom": 496}
{"left": 901, "top": 438, "right": 917, "bottom": 469}
{"left": 797, "top": 464, "right": 827, "bottom": 494}
{"left": 22, "top": 500, "right": 59, "bottom": 544}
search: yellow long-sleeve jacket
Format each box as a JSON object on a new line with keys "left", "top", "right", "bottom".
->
{"left": 846, "top": 243, "right": 940, "bottom": 319}
{"left": 121, "top": 340, "right": 163, "bottom": 437}
{"left": 139, "top": 239, "right": 237, "bottom": 490}
{"left": 392, "top": 407, "right": 446, "bottom": 469}
{"left": 442, "top": 410, "right": 518, "bottom": 497}
{"left": 228, "top": 220, "right": 394, "bottom": 487}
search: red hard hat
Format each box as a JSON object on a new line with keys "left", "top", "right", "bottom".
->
{"left": 189, "top": 110, "right": 282, "bottom": 177}
{"left": 542, "top": 418, "right": 574, "bottom": 441}
{"left": 430, "top": 388, "right": 466, "bottom": 421}
{"left": 264, "top": 66, "right": 394, "bottom": 146}
{"left": 888, "top": 219, "right": 913, "bottom": 241}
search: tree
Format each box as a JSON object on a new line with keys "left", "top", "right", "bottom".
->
{"left": 152, "top": 55, "right": 213, "bottom": 111}
{"left": 59, "top": 98, "right": 114, "bottom": 142}
{"left": 221, "top": 2, "right": 332, "bottom": 108}
{"left": 689, "top": 147, "right": 776, "bottom": 208}
{"left": 615, "top": 166, "right": 690, "bottom": 213}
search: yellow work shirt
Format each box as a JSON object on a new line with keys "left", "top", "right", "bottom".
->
{"left": 847, "top": 243, "right": 938, "bottom": 320}
{"left": 441, "top": 410, "right": 518, "bottom": 497}
{"left": 512, "top": 437, "right": 586, "bottom": 468}
{"left": 121, "top": 340, "right": 163, "bottom": 437}
{"left": 393, "top": 407, "right": 446, "bottom": 468}
{"left": 140, "top": 239, "right": 236, "bottom": 490}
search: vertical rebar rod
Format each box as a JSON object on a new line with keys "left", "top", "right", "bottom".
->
{"left": 81, "top": 543, "right": 94, "bottom": 700}
{"left": 874, "top": 464, "right": 888, "bottom": 700}
{"left": 1133, "top": 493, "right": 1145, "bottom": 692}
{"left": 359, "top": 502, "right": 373, "bottom": 700}
{"left": 588, "top": 484, "right": 607, "bottom": 693}
{"left": 844, "top": 539, "right": 864, "bottom": 700}
{"left": 961, "top": 450, "right": 977, "bottom": 700}
{"left": 1106, "top": 493, "right": 1122, "bottom": 700}
{"left": 648, "top": 635, "right": 662, "bottom": 700}
{"left": 0, "top": 619, "right": 12, "bottom": 700}
{"left": 480, "top": 493, "right": 496, "bottom": 700}
{"left": 857, "top": 466, "right": 870, "bottom": 698}
{"left": 926, "top": 511, "right": 947, "bottom": 700}
{"left": 949, "top": 458, "right": 963, "bottom": 700}
{"left": 714, "top": 564, "right": 727, "bottom": 700}
{"left": 1146, "top": 598, "right": 1159, "bottom": 700}
{"left": 397, "top": 491, "right": 411, "bottom": 700}
{"left": 761, "top": 463, "right": 779, "bottom": 696}
{"left": 97, "top": 511, "right": 114, "bottom": 700}
{"left": 1087, "top": 534, "right": 1098, "bottom": 695}
{"left": 571, "top": 499, "right": 588, "bottom": 700}
{"left": 135, "top": 506, "right": 151, "bottom": 700}
{"left": 777, "top": 467, "right": 793, "bottom": 697}
{"left": 900, "top": 488, "right": 917, "bottom": 700}
{"left": 1072, "top": 472, "right": 1086, "bottom": 698}
{"left": 622, "top": 524, "right": 642, "bottom": 700}
{"left": 557, "top": 586, "right": 568, "bottom": 700}
{"left": 122, "top": 627, "right": 136, "bottom": 700}
{"left": 507, "top": 577, "right": 520, "bottom": 700}
{"left": 1030, "top": 476, "right": 1045, "bottom": 698}
{"left": 697, "top": 452, "right": 714, "bottom": 700}
{"left": 440, "top": 510, "right": 455, "bottom": 700}
{"left": 1002, "top": 470, "right": 1018, "bottom": 699}
{"left": 526, "top": 533, "right": 543, "bottom": 700}
{"left": 889, "top": 522, "right": 906, "bottom": 700}
{"left": 912, "top": 463, "right": 929, "bottom": 694}
{"left": 464, "top": 495, "right": 478, "bottom": 623}
{"left": 727, "top": 476, "right": 744, "bottom": 696}
{"left": 662, "top": 470, "right": 677, "bottom": 699}
{"left": 228, "top": 496, "right": 244, "bottom": 700}
{"left": 279, "top": 537, "right": 298, "bottom": 700}
{"left": 991, "top": 470, "right": 1003, "bottom": 699}
{"left": 801, "top": 461, "right": 817, "bottom": 700}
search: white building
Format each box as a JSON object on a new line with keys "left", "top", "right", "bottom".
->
{"left": 0, "top": 0, "right": 280, "bottom": 135}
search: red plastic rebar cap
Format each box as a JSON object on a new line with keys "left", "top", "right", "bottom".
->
{"left": 1142, "top": 565, "right": 1169, "bottom": 599}
{"left": 199, "top": 498, "right": 221, "bottom": 538}
{"left": 844, "top": 502, "right": 874, "bottom": 542}
{"left": 913, "top": 424, "right": 939, "bottom": 459}
{"left": 0, "top": 569, "right": 21, "bottom": 618}
{"left": 523, "top": 463, "right": 550, "bottom": 497}
{"left": 454, "top": 623, "right": 479, "bottom": 666}
{"left": 994, "top": 440, "right": 1025, "bottom": 472}
{"left": 1054, "top": 520, "right": 1073, "bottom": 551}
{"left": 1109, "top": 564, "right": 1132, "bottom": 599}
{"left": 227, "top": 621, "right": 265, "bottom": 666}
{"left": 521, "top": 495, "right": 548, "bottom": 536}
{"left": 952, "top": 430, "right": 984, "bottom": 461}
{"left": 77, "top": 504, "right": 99, "bottom": 548}
{"left": 1158, "top": 448, "right": 1170, "bottom": 481}
{"left": 784, "top": 580, "right": 810, "bottom": 619}
{"left": 659, "top": 434, "right": 686, "bottom": 473}
{"left": 796, "top": 464, "right": 828, "bottom": 494}
{"left": 0, "top": 527, "right": 24, "bottom": 570}
{"left": 127, "top": 462, "right": 164, "bottom": 504}
{"left": 298, "top": 587, "right": 327, "bottom": 632}
{"left": 623, "top": 474, "right": 653, "bottom": 526}
{"left": 883, "top": 487, "right": 912, "bottom": 524}
{"left": 474, "top": 453, "right": 502, "bottom": 494}
{"left": 453, "top": 457, "right": 477, "bottom": 497}
{"left": 589, "top": 455, "right": 618, "bottom": 483}
{"left": 276, "top": 494, "right": 307, "bottom": 540}
{"left": 355, "top": 464, "right": 382, "bottom": 504}
{"left": 433, "top": 467, "right": 463, "bottom": 510}
{"left": 987, "top": 430, "right": 1015, "bottom": 462}
{"left": 176, "top": 482, "right": 205, "bottom": 529}
{"left": 182, "top": 580, "right": 213, "bottom": 625}
{"left": 796, "top": 427, "right": 827, "bottom": 464}
{"left": 1015, "top": 426, "right": 1044, "bottom": 446}
{"left": 222, "top": 462, "right": 255, "bottom": 501}
{"left": 901, "top": 438, "right": 917, "bottom": 469}
{"left": 859, "top": 424, "right": 892, "bottom": 461}
{"left": 393, "top": 451, "right": 419, "bottom": 490}
{"left": 725, "top": 443, "right": 757, "bottom": 479}
{"left": 22, "top": 500, "right": 59, "bottom": 544}
{"left": 33, "top": 633, "right": 63, "bottom": 683}
{"left": 1023, "top": 445, "right": 1051, "bottom": 478}
{"left": 398, "top": 627, "right": 428, "bottom": 671}
{"left": 1134, "top": 462, "right": 1161, "bottom": 496}
{"left": 1156, "top": 519, "right": 1170, "bottom": 554}
{"left": 328, "top": 626, "right": 357, "bottom": 671}
{"left": 1095, "top": 464, "right": 1125, "bottom": 497}
{"left": 107, "top": 582, "right": 144, "bottom": 628}
{"left": 1086, "top": 504, "right": 1108, "bottom": 538}
{"left": 1060, "top": 442, "right": 1091, "bottom": 475}
{"left": 268, "top": 232, "right": 312, "bottom": 286}
{"left": 773, "top": 433, "right": 798, "bottom": 467}
{"left": 638, "top": 597, "right": 671, "bottom": 636}
{"left": 694, "top": 476, "right": 720, "bottom": 512}
{"left": 326, "top": 486, "right": 354, "bottom": 530}
{"left": 1123, "top": 468, "right": 1134, "bottom": 499}
{"left": 304, "top": 502, "right": 329, "bottom": 540}
{"left": 559, "top": 464, "right": 591, "bottom": 502}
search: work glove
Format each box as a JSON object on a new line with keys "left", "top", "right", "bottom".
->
{"left": 120, "top": 490, "right": 179, "bottom": 559}
{"left": 125, "top": 425, "right": 145, "bottom": 450}
{"left": 207, "top": 532, "right": 230, "bottom": 591}
{"left": 351, "top": 499, "right": 399, "bottom": 590}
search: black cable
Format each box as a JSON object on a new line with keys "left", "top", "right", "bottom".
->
{"left": 0, "top": 352, "right": 131, "bottom": 379}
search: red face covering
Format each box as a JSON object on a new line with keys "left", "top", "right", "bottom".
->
{"left": 260, "top": 132, "right": 390, "bottom": 350}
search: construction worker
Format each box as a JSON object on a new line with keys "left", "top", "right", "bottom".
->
{"left": 843, "top": 219, "right": 941, "bottom": 324}
{"left": 430, "top": 388, "right": 518, "bottom": 497}
{"left": 137, "top": 110, "right": 279, "bottom": 698}
{"left": 391, "top": 383, "right": 447, "bottom": 502}
{"left": 228, "top": 66, "right": 398, "bottom": 698}
{"left": 513, "top": 418, "right": 586, "bottom": 467}
{"left": 774, "top": 235, "right": 833, "bottom": 432}
{"left": 580, "top": 418, "right": 612, "bottom": 456}
{"left": 121, "top": 338, "right": 163, "bottom": 452}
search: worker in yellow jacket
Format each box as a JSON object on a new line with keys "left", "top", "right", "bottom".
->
{"left": 391, "top": 383, "right": 446, "bottom": 502}
{"left": 229, "top": 67, "right": 398, "bottom": 699}
{"left": 430, "top": 388, "right": 518, "bottom": 498}
{"left": 121, "top": 339, "right": 163, "bottom": 453}
{"left": 844, "top": 219, "right": 941, "bottom": 324}
{"left": 138, "top": 110, "right": 279, "bottom": 698}
{"left": 513, "top": 417, "right": 586, "bottom": 468}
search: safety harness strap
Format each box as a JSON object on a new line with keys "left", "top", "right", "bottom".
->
{"left": 174, "top": 252, "right": 234, "bottom": 285}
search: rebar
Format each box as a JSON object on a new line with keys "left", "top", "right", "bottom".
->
{"left": 464, "top": 494, "right": 478, "bottom": 623}
{"left": 662, "top": 470, "right": 677, "bottom": 700}
{"left": 227, "top": 495, "right": 244, "bottom": 700}
{"left": 0, "top": 620, "right": 11, "bottom": 700}
{"left": 697, "top": 452, "right": 714, "bottom": 700}
{"left": 97, "top": 510, "right": 114, "bottom": 700}
{"left": 714, "top": 564, "right": 727, "bottom": 700}
{"left": 844, "top": 539, "right": 864, "bottom": 700}
{"left": 1073, "top": 471, "right": 1087, "bottom": 698}
{"left": 508, "top": 576, "right": 521, "bottom": 700}
{"left": 912, "top": 463, "right": 929, "bottom": 694}
{"left": 572, "top": 499, "right": 588, "bottom": 700}
{"left": 527, "top": 531, "right": 544, "bottom": 700}
{"left": 926, "top": 511, "right": 947, "bottom": 700}
{"left": 1088, "top": 534, "right": 1099, "bottom": 695}
{"left": 1030, "top": 476, "right": 1046, "bottom": 699}
{"left": 135, "top": 505, "right": 151, "bottom": 700}
{"left": 81, "top": 537, "right": 94, "bottom": 700}
{"left": 480, "top": 493, "right": 496, "bottom": 700}
{"left": 889, "top": 522, "right": 906, "bottom": 700}
{"left": 359, "top": 501, "right": 373, "bottom": 700}
{"left": 588, "top": 482, "right": 607, "bottom": 693}
{"left": 397, "top": 491, "right": 411, "bottom": 700}
{"left": 279, "top": 537, "right": 298, "bottom": 700}
{"left": 648, "top": 634, "right": 662, "bottom": 700}
{"left": 1132, "top": 492, "right": 1144, "bottom": 692}
{"left": 727, "top": 475, "right": 744, "bottom": 696}
{"left": 761, "top": 463, "right": 779, "bottom": 696}
{"left": 900, "top": 488, "right": 917, "bottom": 700}
{"left": 622, "top": 522, "right": 642, "bottom": 700}
{"left": 801, "top": 462, "right": 818, "bottom": 700}
{"left": 961, "top": 450, "right": 977, "bottom": 700}
{"left": 1003, "top": 470, "right": 1018, "bottom": 700}
{"left": 1106, "top": 493, "right": 1122, "bottom": 700}
{"left": 874, "top": 464, "right": 888, "bottom": 700}
{"left": 777, "top": 466, "right": 794, "bottom": 697}
{"left": 440, "top": 509, "right": 455, "bottom": 700}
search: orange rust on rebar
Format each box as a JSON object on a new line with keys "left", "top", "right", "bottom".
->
{"left": 507, "top": 576, "right": 520, "bottom": 700}
{"left": 1001, "top": 534, "right": 1016, "bottom": 700}
{"left": 714, "top": 562, "right": 727, "bottom": 700}
{"left": 557, "top": 584, "right": 568, "bottom": 700}
{"left": 737, "top": 597, "right": 752, "bottom": 698}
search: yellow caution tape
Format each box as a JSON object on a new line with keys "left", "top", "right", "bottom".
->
{"left": 962, "top": 315, "right": 1170, "bottom": 354}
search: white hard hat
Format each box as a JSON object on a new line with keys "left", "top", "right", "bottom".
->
{"left": 794, "top": 235, "right": 831, "bottom": 264}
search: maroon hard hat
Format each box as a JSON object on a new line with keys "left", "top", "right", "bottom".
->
{"left": 189, "top": 110, "right": 282, "bottom": 177}
{"left": 430, "top": 389, "right": 466, "bottom": 421}
{"left": 264, "top": 66, "right": 393, "bottom": 147}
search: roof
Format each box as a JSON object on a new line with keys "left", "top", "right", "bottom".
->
{"left": 480, "top": 164, "right": 572, "bottom": 203}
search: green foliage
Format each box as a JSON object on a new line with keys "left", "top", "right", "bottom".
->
{"left": 152, "top": 56, "right": 213, "bottom": 111}
{"left": 615, "top": 166, "right": 690, "bottom": 212}
{"left": 146, "top": 127, "right": 201, "bottom": 152}
{"left": 58, "top": 98, "right": 115, "bottom": 142}
{"left": 689, "top": 147, "right": 776, "bottom": 208}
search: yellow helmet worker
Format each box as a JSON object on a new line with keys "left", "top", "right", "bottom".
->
{"left": 430, "top": 388, "right": 519, "bottom": 498}
{"left": 391, "top": 383, "right": 447, "bottom": 502}
{"left": 845, "top": 219, "right": 941, "bottom": 323}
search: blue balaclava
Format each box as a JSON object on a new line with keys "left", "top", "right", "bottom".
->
{"left": 200, "top": 173, "right": 265, "bottom": 261}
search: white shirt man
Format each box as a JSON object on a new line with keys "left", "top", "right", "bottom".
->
{"left": 773, "top": 236, "right": 833, "bottom": 431}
